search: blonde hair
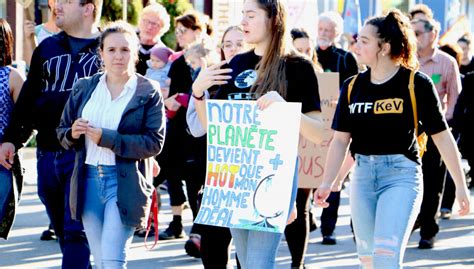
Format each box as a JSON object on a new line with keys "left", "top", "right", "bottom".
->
{"left": 141, "top": 3, "right": 171, "bottom": 36}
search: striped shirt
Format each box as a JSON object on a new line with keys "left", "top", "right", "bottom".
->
{"left": 82, "top": 73, "right": 137, "bottom": 165}
{"left": 419, "top": 48, "right": 461, "bottom": 120}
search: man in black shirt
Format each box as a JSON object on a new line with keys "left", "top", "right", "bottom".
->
{"left": 315, "top": 11, "right": 359, "bottom": 245}
{"left": 0, "top": 1, "right": 102, "bottom": 268}
{"left": 316, "top": 11, "right": 359, "bottom": 87}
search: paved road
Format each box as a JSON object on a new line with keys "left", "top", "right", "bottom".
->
{"left": 0, "top": 151, "right": 473, "bottom": 268}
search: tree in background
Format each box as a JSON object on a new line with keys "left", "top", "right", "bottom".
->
{"left": 101, "top": 0, "right": 143, "bottom": 25}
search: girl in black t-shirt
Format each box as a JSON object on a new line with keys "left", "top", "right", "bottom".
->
{"left": 315, "top": 10, "right": 470, "bottom": 268}
{"left": 191, "top": 1, "right": 325, "bottom": 268}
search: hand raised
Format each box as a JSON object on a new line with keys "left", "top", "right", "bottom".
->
{"left": 192, "top": 60, "right": 232, "bottom": 97}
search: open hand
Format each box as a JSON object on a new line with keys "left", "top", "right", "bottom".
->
{"left": 192, "top": 60, "right": 232, "bottom": 97}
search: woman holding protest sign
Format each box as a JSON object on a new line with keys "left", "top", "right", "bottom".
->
{"left": 191, "top": 0, "right": 325, "bottom": 267}
{"left": 314, "top": 10, "right": 470, "bottom": 268}
{"left": 186, "top": 25, "right": 246, "bottom": 268}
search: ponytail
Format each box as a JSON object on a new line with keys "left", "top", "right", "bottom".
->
{"left": 366, "top": 9, "right": 419, "bottom": 70}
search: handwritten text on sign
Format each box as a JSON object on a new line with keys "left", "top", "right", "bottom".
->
{"left": 195, "top": 100, "right": 301, "bottom": 233}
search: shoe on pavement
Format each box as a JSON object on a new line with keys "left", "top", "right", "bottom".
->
{"left": 440, "top": 208, "right": 452, "bottom": 220}
{"left": 184, "top": 234, "right": 201, "bottom": 258}
{"left": 135, "top": 226, "right": 155, "bottom": 238}
{"left": 418, "top": 237, "right": 435, "bottom": 249}
{"left": 159, "top": 222, "right": 185, "bottom": 240}
{"left": 322, "top": 234, "right": 336, "bottom": 245}
{"left": 40, "top": 228, "right": 57, "bottom": 241}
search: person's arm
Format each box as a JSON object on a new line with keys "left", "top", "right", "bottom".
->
{"left": 431, "top": 129, "right": 470, "bottom": 215}
{"left": 444, "top": 59, "right": 462, "bottom": 121}
{"left": 23, "top": 20, "right": 37, "bottom": 67}
{"left": 8, "top": 67, "right": 26, "bottom": 103}
{"left": 2, "top": 44, "right": 44, "bottom": 151}
{"left": 57, "top": 80, "right": 86, "bottom": 150}
{"left": 0, "top": 68, "right": 26, "bottom": 169}
{"left": 314, "top": 131, "right": 351, "bottom": 207}
{"left": 186, "top": 90, "right": 210, "bottom": 137}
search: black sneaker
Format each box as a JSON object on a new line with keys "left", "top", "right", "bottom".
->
{"left": 40, "top": 228, "right": 57, "bottom": 241}
{"left": 184, "top": 234, "right": 201, "bottom": 258}
{"left": 418, "top": 237, "right": 435, "bottom": 249}
{"left": 159, "top": 222, "right": 185, "bottom": 240}
{"left": 322, "top": 234, "right": 336, "bottom": 245}
{"left": 135, "top": 226, "right": 155, "bottom": 238}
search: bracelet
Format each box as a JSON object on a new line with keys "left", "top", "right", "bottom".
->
{"left": 192, "top": 92, "right": 205, "bottom": 101}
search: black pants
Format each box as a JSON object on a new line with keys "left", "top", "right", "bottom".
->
{"left": 197, "top": 224, "right": 235, "bottom": 268}
{"left": 320, "top": 191, "right": 341, "bottom": 236}
{"left": 440, "top": 172, "right": 456, "bottom": 211}
{"left": 417, "top": 137, "right": 447, "bottom": 239}
{"left": 284, "top": 188, "right": 311, "bottom": 268}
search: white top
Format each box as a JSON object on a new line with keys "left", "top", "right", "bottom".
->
{"left": 82, "top": 73, "right": 137, "bottom": 166}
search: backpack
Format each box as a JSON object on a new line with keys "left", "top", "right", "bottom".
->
{"left": 346, "top": 70, "right": 428, "bottom": 157}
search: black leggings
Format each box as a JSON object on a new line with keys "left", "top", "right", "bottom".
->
{"left": 284, "top": 188, "right": 312, "bottom": 268}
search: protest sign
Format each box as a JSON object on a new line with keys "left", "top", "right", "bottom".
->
{"left": 195, "top": 100, "right": 301, "bottom": 233}
{"left": 297, "top": 73, "right": 340, "bottom": 188}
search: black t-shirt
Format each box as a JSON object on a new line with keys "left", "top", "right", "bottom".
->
{"left": 215, "top": 50, "right": 321, "bottom": 114}
{"left": 332, "top": 66, "right": 448, "bottom": 162}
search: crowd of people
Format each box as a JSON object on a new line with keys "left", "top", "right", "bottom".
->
{"left": 0, "top": 0, "right": 472, "bottom": 268}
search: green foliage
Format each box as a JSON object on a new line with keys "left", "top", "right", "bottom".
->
{"left": 159, "top": 0, "right": 193, "bottom": 49}
{"left": 101, "top": 0, "right": 143, "bottom": 25}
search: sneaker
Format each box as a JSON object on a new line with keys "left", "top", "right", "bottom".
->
{"left": 40, "top": 227, "right": 57, "bottom": 241}
{"left": 159, "top": 222, "right": 185, "bottom": 240}
{"left": 418, "top": 237, "right": 435, "bottom": 249}
{"left": 440, "top": 208, "right": 452, "bottom": 220}
{"left": 322, "top": 234, "right": 336, "bottom": 245}
{"left": 135, "top": 226, "right": 155, "bottom": 238}
{"left": 184, "top": 234, "right": 201, "bottom": 258}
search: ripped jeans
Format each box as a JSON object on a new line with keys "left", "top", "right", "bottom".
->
{"left": 350, "top": 154, "right": 423, "bottom": 269}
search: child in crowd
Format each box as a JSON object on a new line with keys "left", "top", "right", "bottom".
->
{"left": 184, "top": 39, "right": 220, "bottom": 80}
{"left": 146, "top": 46, "right": 173, "bottom": 98}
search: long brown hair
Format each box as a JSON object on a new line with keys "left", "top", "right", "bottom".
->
{"left": 0, "top": 19, "right": 13, "bottom": 67}
{"left": 366, "top": 9, "right": 419, "bottom": 70}
{"left": 250, "top": 0, "right": 292, "bottom": 98}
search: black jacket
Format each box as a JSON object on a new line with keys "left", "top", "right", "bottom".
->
{"left": 4, "top": 31, "right": 100, "bottom": 151}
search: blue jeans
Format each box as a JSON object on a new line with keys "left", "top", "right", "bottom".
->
{"left": 82, "top": 165, "right": 135, "bottom": 269}
{"left": 351, "top": 154, "right": 423, "bottom": 269}
{"left": 36, "top": 148, "right": 90, "bottom": 268}
{"left": 231, "top": 162, "right": 299, "bottom": 269}
{"left": 0, "top": 165, "right": 13, "bottom": 220}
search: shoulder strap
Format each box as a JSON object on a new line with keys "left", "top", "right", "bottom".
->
{"left": 408, "top": 70, "right": 418, "bottom": 135}
{"left": 347, "top": 75, "right": 358, "bottom": 103}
